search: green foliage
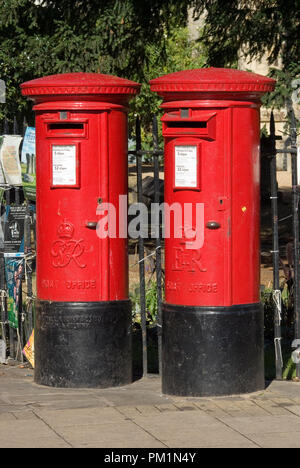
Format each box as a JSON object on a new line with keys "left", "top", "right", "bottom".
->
{"left": 130, "top": 284, "right": 141, "bottom": 323}
{"left": 131, "top": 280, "right": 164, "bottom": 326}
{"left": 0, "top": 0, "right": 189, "bottom": 123}
{"left": 262, "top": 288, "right": 296, "bottom": 381}
{"left": 282, "top": 356, "right": 296, "bottom": 380}
{"left": 192, "top": 0, "right": 300, "bottom": 69}
{"left": 262, "top": 62, "right": 300, "bottom": 110}
{"left": 130, "top": 26, "right": 207, "bottom": 140}
{"left": 191, "top": 0, "right": 300, "bottom": 110}
{"left": 264, "top": 341, "right": 297, "bottom": 381}
{"left": 145, "top": 280, "right": 162, "bottom": 324}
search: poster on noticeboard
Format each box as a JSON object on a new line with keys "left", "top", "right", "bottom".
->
{"left": 0, "top": 135, "right": 23, "bottom": 186}
{"left": 4, "top": 256, "right": 24, "bottom": 329}
{"left": 23, "top": 330, "right": 34, "bottom": 368}
{"left": 21, "top": 127, "right": 36, "bottom": 201}
{"left": 4, "top": 205, "right": 26, "bottom": 254}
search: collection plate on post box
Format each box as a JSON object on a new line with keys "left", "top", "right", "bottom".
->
{"left": 174, "top": 145, "right": 199, "bottom": 189}
{"left": 51, "top": 144, "right": 79, "bottom": 188}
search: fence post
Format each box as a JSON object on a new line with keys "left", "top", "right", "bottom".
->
{"left": 270, "top": 112, "right": 283, "bottom": 380}
{"left": 0, "top": 254, "right": 7, "bottom": 358}
{"left": 24, "top": 203, "right": 33, "bottom": 334}
{"left": 287, "top": 99, "right": 300, "bottom": 379}
{"left": 152, "top": 115, "right": 163, "bottom": 376}
{"left": 3, "top": 119, "right": 9, "bottom": 134}
{"left": 4, "top": 188, "right": 15, "bottom": 360}
{"left": 13, "top": 116, "right": 19, "bottom": 135}
{"left": 136, "top": 116, "right": 148, "bottom": 377}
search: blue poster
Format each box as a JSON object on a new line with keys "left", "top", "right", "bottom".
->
{"left": 21, "top": 127, "right": 36, "bottom": 201}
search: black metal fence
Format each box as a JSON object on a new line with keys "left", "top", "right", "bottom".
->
{"left": 133, "top": 108, "right": 300, "bottom": 381}
{"left": 129, "top": 116, "right": 164, "bottom": 377}
{"left": 0, "top": 117, "right": 35, "bottom": 364}
{"left": 0, "top": 191, "right": 35, "bottom": 364}
{"left": 267, "top": 101, "right": 300, "bottom": 381}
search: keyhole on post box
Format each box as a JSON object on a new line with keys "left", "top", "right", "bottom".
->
{"left": 218, "top": 198, "right": 227, "bottom": 211}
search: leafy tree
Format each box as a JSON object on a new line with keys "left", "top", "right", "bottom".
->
{"left": 191, "top": 0, "right": 300, "bottom": 109}
{"left": 130, "top": 26, "right": 207, "bottom": 143}
{"left": 0, "top": 0, "right": 189, "bottom": 124}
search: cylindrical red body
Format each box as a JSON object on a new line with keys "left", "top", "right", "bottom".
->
{"left": 162, "top": 100, "right": 261, "bottom": 307}
{"left": 150, "top": 68, "right": 275, "bottom": 397}
{"left": 34, "top": 103, "right": 129, "bottom": 303}
{"left": 21, "top": 73, "right": 140, "bottom": 388}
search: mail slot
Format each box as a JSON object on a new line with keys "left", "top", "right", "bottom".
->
{"left": 21, "top": 73, "right": 140, "bottom": 388}
{"left": 150, "top": 68, "right": 276, "bottom": 397}
{"left": 162, "top": 111, "right": 216, "bottom": 139}
{"left": 47, "top": 122, "right": 86, "bottom": 137}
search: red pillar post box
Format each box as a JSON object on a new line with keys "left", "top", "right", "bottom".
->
{"left": 21, "top": 73, "right": 140, "bottom": 388}
{"left": 150, "top": 68, "right": 275, "bottom": 397}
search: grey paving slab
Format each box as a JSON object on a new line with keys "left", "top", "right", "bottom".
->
{"left": 0, "top": 404, "right": 34, "bottom": 414}
{"left": 135, "top": 405, "right": 161, "bottom": 415}
{"left": 0, "top": 412, "right": 16, "bottom": 422}
{"left": 54, "top": 421, "right": 166, "bottom": 448}
{"left": 234, "top": 400, "right": 271, "bottom": 417}
{"left": 31, "top": 397, "right": 109, "bottom": 411}
{"left": 212, "top": 400, "right": 250, "bottom": 417}
{"left": 6, "top": 393, "right": 106, "bottom": 406}
{"left": 291, "top": 398, "right": 300, "bottom": 405}
{"left": 282, "top": 405, "right": 300, "bottom": 417}
{"left": 173, "top": 402, "right": 199, "bottom": 412}
{"left": 253, "top": 399, "right": 295, "bottom": 416}
{"left": 270, "top": 397, "right": 297, "bottom": 406}
{"left": 2, "top": 365, "right": 300, "bottom": 448}
{"left": 193, "top": 401, "right": 229, "bottom": 418}
{"left": 218, "top": 414, "right": 300, "bottom": 436}
{"left": 97, "top": 388, "right": 172, "bottom": 407}
{"left": 35, "top": 407, "right": 125, "bottom": 428}
{"left": 155, "top": 404, "right": 179, "bottom": 413}
{"left": 164, "top": 427, "right": 258, "bottom": 449}
{"left": 131, "top": 412, "right": 257, "bottom": 448}
{"left": 117, "top": 406, "right": 143, "bottom": 418}
{"left": 12, "top": 410, "right": 39, "bottom": 420}
{"left": 266, "top": 380, "right": 300, "bottom": 399}
{"left": 0, "top": 418, "right": 70, "bottom": 448}
{"left": 247, "top": 432, "right": 300, "bottom": 448}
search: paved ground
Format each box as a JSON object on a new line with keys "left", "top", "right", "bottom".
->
{"left": 1, "top": 364, "right": 300, "bottom": 448}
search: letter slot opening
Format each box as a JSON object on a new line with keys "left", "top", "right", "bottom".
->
{"left": 167, "top": 121, "right": 207, "bottom": 129}
{"left": 46, "top": 121, "right": 87, "bottom": 138}
{"left": 49, "top": 123, "right": 84, "bottom": 130}
{"left": 162, "top": 113, "right": 216, "bottom": 140}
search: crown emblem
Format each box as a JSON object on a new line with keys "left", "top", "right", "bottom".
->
{"left": 57, "top": 219, "right": 74, "bottom": 239}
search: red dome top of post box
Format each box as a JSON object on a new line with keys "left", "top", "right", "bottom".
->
{"left": 21, "top": 72, "right": 141, "bottom": 105}
{"left": 150, "top": 68, "right": 275, "bottom": 102}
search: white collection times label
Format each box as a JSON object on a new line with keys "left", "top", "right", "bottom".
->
{"left": 52, "top": 145, "right": 77, "bottom": 186}
{"left": 175, "top": 145, "right": 198, "bottom": 188}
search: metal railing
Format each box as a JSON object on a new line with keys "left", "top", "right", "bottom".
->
{"left": 268, "top": 102, "right": 300, "bottom": 380}
{"left": 0, "top": 117, "right": 35, "bottom": 364}
{"left": 0, "top": 190, "right": 35, "bottom": 363}
{"left": 129, "top": 116, "right": 164, "bottom": 377}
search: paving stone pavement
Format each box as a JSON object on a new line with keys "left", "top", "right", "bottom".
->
{"left": 1, "top": 364, "right": 300, "bottom": 448}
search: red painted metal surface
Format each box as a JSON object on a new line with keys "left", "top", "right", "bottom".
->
{"left": 21, "top": 73, "right": 140, "bottom": 302}
{"left": 150, "top": 68, "right": 275, "bottom": 307}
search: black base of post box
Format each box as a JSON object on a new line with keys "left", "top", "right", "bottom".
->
{"left": 162, "top": 303, "right": 264, "bottom": 397}
{"left": 34, "top": 300, "right": 132, "bottom": 388}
